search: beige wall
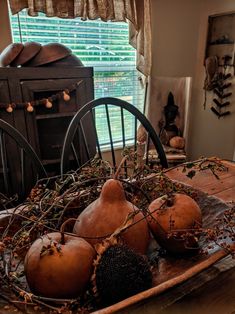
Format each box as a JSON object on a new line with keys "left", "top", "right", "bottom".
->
{"left": 151, "top": 0, "right": 203, "bottom": 77}
{"left": 190, "top": 0, "right": 235, "bottom": 160}
{"left": 0, "top": 0, "right": 12, "bottom": 52}
{"left": 151, "top": 0, "right": 235, "bottom": 160}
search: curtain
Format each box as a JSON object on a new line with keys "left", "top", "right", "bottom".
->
{"left": 9, "top": 0, "right": 151, "bottom": 76}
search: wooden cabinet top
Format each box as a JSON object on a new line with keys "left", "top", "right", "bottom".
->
{"left": 0, "top": 66, "right": 94, "bottom": 79}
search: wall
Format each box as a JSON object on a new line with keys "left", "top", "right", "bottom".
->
{"left": 151, "top": 0, "right": 235, "bottom": 160}
{"left": 189, "top": 0, "right": 235, "bottom": 160}
{"left": 0, "top": 0, "right": 12, "bottom": 53}
{"left": 151, "top": 0, "right": 203, "bottom": 77}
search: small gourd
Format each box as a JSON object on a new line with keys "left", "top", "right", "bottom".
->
{"left": 169, "top": 136, "right": 185, "bottom": 149}
{"left": 45, "top": 99, "right": 53, "bottom": 108}
{"left": 6, "top": 104, "right": 13, "bottom": 113}
{"left": 27, "top": 102, "right": 34, "bottom": 112}
{"left": 24, "top": 231, "right": 96, "bottom": 298}
{"left": 147, "top": 193, "right": 202, "bottom": 253}
{"left": 63, "top": 90, "right": 70, "bottom": 101}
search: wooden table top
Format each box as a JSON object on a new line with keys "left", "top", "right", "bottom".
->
{"left": 166, "top": 159, "right": 235, "bottom": 203}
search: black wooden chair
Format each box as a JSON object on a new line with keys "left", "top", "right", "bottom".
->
{"left": 60, "top": 97, "right": 168, "bottom": 176}
{"left": 0, "top": 119, "right": 47, "bottom": 203}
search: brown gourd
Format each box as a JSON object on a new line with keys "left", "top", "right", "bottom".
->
{"left": 73, "top": 179, "right": 150, "bottom": 254}
{"left": 24, "top": 232, "right": 96, "bottom": 298}
{"left": 147, "top": 193, "right": 202, "bottom": 254}
{"left": 169, "top": 136, "right": 185, "bottom": 149}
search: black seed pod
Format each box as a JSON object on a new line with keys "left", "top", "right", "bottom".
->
{"left": 94, "top": 244, "right": 152, "bottom": 306}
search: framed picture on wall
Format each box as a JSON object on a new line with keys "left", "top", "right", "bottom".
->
{"left": 205, "top": 12, "right": 235, "bottom": 66}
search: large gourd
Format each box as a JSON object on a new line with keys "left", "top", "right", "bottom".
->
{"left": 73, "top": 179, "right": 149, "bottom": 254}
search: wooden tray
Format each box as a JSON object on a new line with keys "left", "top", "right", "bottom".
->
{"left": 0, "top": 184, "right": 234, "bottom": 314}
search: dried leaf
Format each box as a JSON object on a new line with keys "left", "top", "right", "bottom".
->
{"left": 186, "top": 170, "right": 196, "bottom": 179}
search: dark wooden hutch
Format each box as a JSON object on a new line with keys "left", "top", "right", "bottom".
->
{"left": 0, "top": 67, "right": 95, "bottom": 180}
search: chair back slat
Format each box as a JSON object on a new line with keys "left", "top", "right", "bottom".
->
{"left": 79, "top": 121, "right": 90, "bottom": 160}
{"left": 91, "top": 109, "right": 102, "bottom": 159}
{"left": 120, "top": 107, "right": 127, "bottom": 177}
{"left": 105, "top": 104, "right": 116, "bottom": 169}
{"left": 121, "top": 107, "right": 126, "bottom": 148}
{"left": 0, "top": 130, "right": 9, "bottom": 194}
{"left": 0, "top": 119, "right": 47, "bottom": 203}
{"left": 71, "top": 141, "right": 81, "bottom": 168}
{"left": 20, "top": 148, "right": 26, "bottom": 196}
{"left": 61, "top": 97, "right": 168, "bottom": 176}
{"left": 134, "top": 116, "right": 138, "bottom": 152}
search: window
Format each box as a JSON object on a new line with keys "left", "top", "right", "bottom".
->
{"left": 10, "top": 11, "right": 144, "bottom": 147}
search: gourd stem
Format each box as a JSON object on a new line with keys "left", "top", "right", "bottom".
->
{"left": 60, "top": 218, "right": 80, "bottom": 245}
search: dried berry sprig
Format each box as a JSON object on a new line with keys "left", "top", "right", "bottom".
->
{"left": 177, "top": 156, "right": 227, "bottom": 179}
{"left": 165, "top": 205, "right": 234, "bottom": 257}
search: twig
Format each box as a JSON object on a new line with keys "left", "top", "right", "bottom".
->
{"left": 0, "top": 293, "right": 23, "bottom": 311}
